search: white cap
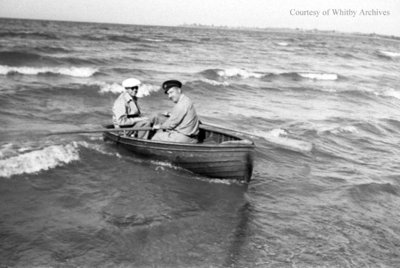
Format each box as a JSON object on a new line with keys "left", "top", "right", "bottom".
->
{"left": 122, "top": 78, "right": 141, "bottom": 88}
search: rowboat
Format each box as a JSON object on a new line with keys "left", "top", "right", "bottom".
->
{"left": 102, "top": 124, "right": 255, "bottom": 182}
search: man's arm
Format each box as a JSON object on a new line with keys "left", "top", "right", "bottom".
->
{"left": 160, "top": 102, "right": 187, "bottom": 130}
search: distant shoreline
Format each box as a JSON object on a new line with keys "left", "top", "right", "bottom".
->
{"left": 179, "top": 23, "right": 400, "bottom": 41}
{"left": 1, "top": 16, "right": 399, "bottom": 41}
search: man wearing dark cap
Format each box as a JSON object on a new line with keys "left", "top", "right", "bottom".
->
{"left": 152, "top": 80, "right": 200, "bottom": 143}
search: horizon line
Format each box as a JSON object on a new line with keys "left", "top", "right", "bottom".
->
{"left": 1, "top": 16, "right": 399, "bottom": 39}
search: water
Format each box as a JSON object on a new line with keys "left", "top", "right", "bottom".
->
{"left": 1, "top": 18, "right": 400, "bottom": 267}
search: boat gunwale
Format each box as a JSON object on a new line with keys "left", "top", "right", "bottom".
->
{"left": 103, "top": 124, "right": 255, "bottom": 149}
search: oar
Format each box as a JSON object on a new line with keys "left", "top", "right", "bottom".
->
{"left": 46, "top": 127, "right": 154, "bottom": 136}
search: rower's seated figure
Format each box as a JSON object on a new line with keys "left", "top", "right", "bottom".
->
{"left": 112, "top": 78, "right": 152, "bottom": 139}
{"left": 151, "top": 80, "right": 200, "bottom": 143}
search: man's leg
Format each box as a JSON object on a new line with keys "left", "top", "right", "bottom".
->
{"left": 133, "top": 119, "right": 152, "bottom": 139}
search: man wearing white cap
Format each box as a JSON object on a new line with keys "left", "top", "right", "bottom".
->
{"left": 112, "top": 78, "right": 151, "bottom": 139}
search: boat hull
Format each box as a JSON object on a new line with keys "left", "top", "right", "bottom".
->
{"left": 103, "top": 124, "right": 255, "bottom": 182}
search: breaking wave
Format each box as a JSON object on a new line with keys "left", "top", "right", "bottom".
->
{"left": 199, "top": 78, "right": 230, "bottom": 87}
{"left": 250, "top": 128, "right": 313, "bottom": 153}
{"left": 275, "top": 42, "right": 289, "bottom": 46}
{"left": 0, "top": 143, "right": 80, "bottom": 178}
{"left": 377, "top": 50, "right": 400, "bottom": 59}
{"left": 96, "top": 82, "right": 161, "bottom": 97}
{"left": 0, "top": 141, "right": 125, "bottom": 178}
{"left": 318, "top": 125, "right": 359, "bottom": 135}
{"left": 200, "top": 68, "right": 264, "bottom": 80}
{"left": 0, "top": 65, "right": 97, "bottom": 77}
{"left": 298, "top": 72, "right": 338, "bottom": 80}
{"left": 375, "top": 88, "right": 400, "bottom": 100}
{"left": 217, "top": 68, "right": 264, "bottom": 79}
{"left": 200, "top": 68, "right": 339, "bottom": 81}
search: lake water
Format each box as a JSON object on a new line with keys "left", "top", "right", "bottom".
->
{"left": 1, "top": 18, "right": 400, "bottom": 267}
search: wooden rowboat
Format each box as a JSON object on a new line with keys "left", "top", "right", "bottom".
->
{"left": 103, "top": 124, "right": 255, "bottom": 182}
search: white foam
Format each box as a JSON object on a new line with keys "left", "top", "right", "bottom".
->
{"left": 97, "top": 82, "right": 124, "bottom": 94}
{"left": 268, "top": 128, "right": 289, "bottom": 137}
{"left": 79, "top": 141, "right": 122, "bottom": 158}
{"left": 97, "top": 82, "right": 160, "bottom": 97}
{"left": 198, "top": 177, "right": 243, "bottom": 185}
{"left": 143, "top": 38, "right": 164, "bottom": 42}
{"left": 319, "top": 126, "right": 359, "bottom": 135}
{"left": 217, "top": 68, "right": 264, "bottom": 79}
{"left": 0, "top": 65, "right": 97, "bottom": 77}
{"left": 378, "top": 88, "right": 400, "bottom": 100}
{"left": 200, "top": 78, "right": 230, "bottom": 86}
{"left": 378, "top": 50, "right": 400, "bottom": 58}
{"left": 0, "top": 143, "right": 15, "bottom": 159}
{"left": 151, "top": 160, "right": 179, "bottom": 170}
{"left": 0, "top": 142, "right": 80, "bottom": 178}
{"left": 275, "top": 42, "right": 289, "bottom": 46}
{"left": 335, "top": 126, "right": 358, "bottom": 134}
{"left": 253, "top": 129, "right": 313, "bottom": 153}
{"left": 299, "top": 72, "right": 338, "bottom": 81}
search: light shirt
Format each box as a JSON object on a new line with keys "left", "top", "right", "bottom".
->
{"left": 112, "top": 91, "right": 140, "bottom": 126}
{"left": 161, "top": 94, "right": 199, "bottom": 136}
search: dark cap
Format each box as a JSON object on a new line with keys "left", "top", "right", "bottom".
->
{"left": 162, "top": 80, "right": 182, "bottom": 94}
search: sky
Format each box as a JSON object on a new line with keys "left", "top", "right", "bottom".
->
{"left": 0, "top": 0, "right": 399, "bottom": 36}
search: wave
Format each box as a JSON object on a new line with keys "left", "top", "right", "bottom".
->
{"left": 200, "top": 68, "right": 339, "bottom": 81}
{"left": 334, "top": 52, "right": 363, "bottom": 60}
{"left": 349, "top": 182, "right": 400, "bottom": 199}
{"left": 169, "top": 38, "right": 195, "bottom": 43}
{"left": 0, "top": 30, "right": 59, "bottom": 40}
{"left": 0, "top": 141, "right": 125, "bottom": 178}
{"left": 96, "top": 82, "right": 161, "bottom": 97}
{"left": 252, "top": 128, "right": 313, "bottom": 153}
{"left": 297, "top": 72, "right": 338, "bottom": 80}
{"left": 266, "top": 72, "right": 340, "bottom": 81}
{"left": 142, "top": 38, "right": 164, "bottom": 42}
{"left": 199, "top": 78, "right": 230, "bottom": 87}
{"left": 217, "top": 68, "right": 264, "bottom": 79}
{"left": 274, "top": 42, "right": 289, "bottom": 46}
{"left": 0, "top": 51, "right": 47, "bottom": 66}
{"left": 200, "top": 68, "right": 264, "bottom": 80}
{"left": 33, "top": 45, "right": 72, "bottom": 54}
{"left": 0, "top": 142, "right": 80, "bottom": 178}
{"left": 107, "top": 35, "right": 142, "bottom": 43}
{"left": 318, "top": 125, "right": 359, "bottom": 135}
{"left": 376, "top": 50, "right": 400, "bottom": 59}
{"left": 0, "top": 65, "right": 98, "bottom": 77}
{"left": 0, "top": 50, "right": 106, "bottom": 66}
{"left": 376, "top": 88, "right": 400, "bottom": 100}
